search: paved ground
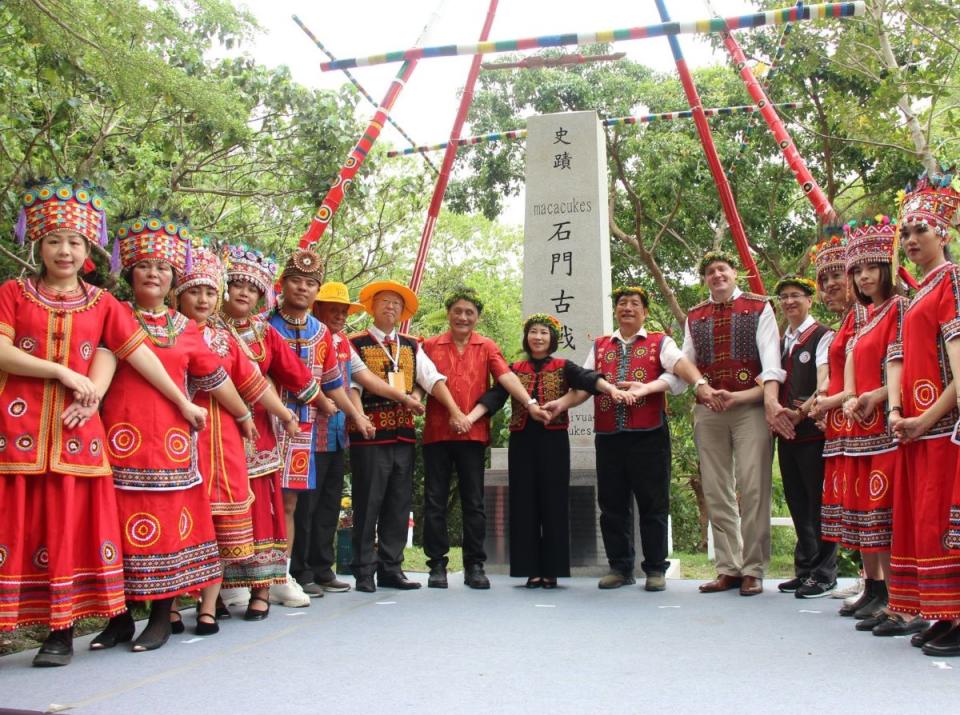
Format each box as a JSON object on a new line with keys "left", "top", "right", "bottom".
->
{"left": 0, "top": 576, "right": 955, "bottom": 714}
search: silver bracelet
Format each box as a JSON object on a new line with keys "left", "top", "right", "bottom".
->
{"left": 235, "top": 411, "right": 253, "bottom": 424}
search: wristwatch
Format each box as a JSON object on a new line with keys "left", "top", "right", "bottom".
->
{"left": 526, "top": 397, "right": 538, "bottom": 406}
{"left": 694, "top": 377, "right": 708, "bottom": 389}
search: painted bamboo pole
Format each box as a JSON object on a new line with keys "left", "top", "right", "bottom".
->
{"left": 319, "top": 3, "right": 864, "bottom": 72}
{"left": 653, "top": 0, "right": 765, "bottom": 294}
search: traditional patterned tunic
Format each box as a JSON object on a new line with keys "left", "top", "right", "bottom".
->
{"left": 266, "top": 311, "right": 341, "bottom": 489}
{"left": 686, "top": 291, "right": 767, "bottom": 394}
{"left": 0, "top": 279, "right": 145, "bottom": 630}
{"left": 101, "top": 305, "right": 227, "bottom": 600}
{"left": 193, "top": 322, "right": 268, "bottom": 563}
{"left": 219, "top": 314, "right": 317, "bottom": 588}
{"left": 821, "top": 304, "right": 869, "bottom": 543}
{"left": 349, "top": 331, "right": 421, "bottom": 444}
{"left": 836, "top": 296, "right": 905, "bottom": 551}
{"left": 889, "top": 262, "right": 960, "bottom": 618}
{"left": 592, "top": 332, "right": 668, "bottom": 433}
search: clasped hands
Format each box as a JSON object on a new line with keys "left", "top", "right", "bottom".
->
{"left": 841, "top": 389, "right": 883, "bottom": 426}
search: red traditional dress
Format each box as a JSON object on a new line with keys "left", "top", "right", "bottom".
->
{"left": 194, "top": 321, "right": 268, "bottom": 563}
{"left": 0, "top": 278, "right": 145, "bottom": 630}
{"left": 102, "top": 305, "right": 227, "bottom": 601}
{"left": 888, "top": 262, "right": 960, "bottom": 618}
{"left": 838, "top": 295, "right": 904, "bottom": 551}
{"left": 219, "top": 315, "right": 318, "bottom": 588}
{"left": 821, "top": 303, "right": 868, "bottom": 543}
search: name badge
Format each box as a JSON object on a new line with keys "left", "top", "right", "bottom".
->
{"left": 798, "top": 351, "right": 811, "bottom": 364}
{"left": 388, "top": 371, "right": 406, "bottom": 391}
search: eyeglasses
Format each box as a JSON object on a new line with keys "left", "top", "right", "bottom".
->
{"left": 777, "top": 293, "right": 809, "bottom": 302}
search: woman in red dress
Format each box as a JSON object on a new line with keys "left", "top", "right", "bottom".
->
{"left": 217, "top": 246, "right": 319, "bottom": 620}
{"left": 810, "top": 231, "right": 868, "bottom": 613}
{"left": 839, "top": 217, "right": 907, "bottom": 633}
{"left": 172, "top": 246, "right": 299, "bottom": 634}
{"left": 92, "top": 216, "right": 257, "bottom": 653}
{"left": 0, "top": 181, "right": 206, "bottom": 666}
{"left": 887, "top": 168, "right": 960, "bottom": 654}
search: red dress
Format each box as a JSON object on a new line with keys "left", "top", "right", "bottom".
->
{"left": 889, "top": 263, "right": 960, "bottom": 619}
{"left": 101, "top": 306, "right": 227, "bottom": 601}
{"left": 0, "top": 278, "right": 145, "bottom": 630}
{"left": 821, "top": 304, "right": 868, "bottom": 543}
{"left": 194, "top": 323, "right": 268, "bottom": 563}
{"left": 838, "top": 296, "right": 905, "bottom": 551}
{"left": 218, "top": 316, "right": 317, "bottom": 588}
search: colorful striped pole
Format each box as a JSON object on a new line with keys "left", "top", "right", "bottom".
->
{"left": 708, "top": 1, "right": 834, "bottom": 217}
{"left": 385, "top": 102, "right": 802, "bottom": 157}
{"left": 319, "top": 3, "right": 864, "bottom": 72}
{"left": 404, "top": 0, "right": 500, "bottom": 331}
{"left": 653, "top": 0, "right": 764, "bottom": 295}
{"left": 292, "top": 15, "right": 439, "bottom": 176}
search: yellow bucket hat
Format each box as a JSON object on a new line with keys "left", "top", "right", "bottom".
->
{"left": 315, "top": 281, "right": 365, "bottom": 314}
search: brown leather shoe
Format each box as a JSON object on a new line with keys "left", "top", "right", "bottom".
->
{"left": 699, "top": 574, "right": 742, "bottom": 593}
{"left": 740, "top": 576, "right": 763, "bottom": 596}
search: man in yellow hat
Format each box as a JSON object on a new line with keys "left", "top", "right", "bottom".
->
{"left": 347, "top": 279, "right": 467, "bottom": 592}
{"left": 290, "top": 283, "right": 426, "bottom": 595}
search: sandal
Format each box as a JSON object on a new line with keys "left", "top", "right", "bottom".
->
{"left": 215, "top": 596, "right": 232, "bottom": 620}
{"left": 525, "top": 577, "right": 542, "bottom": 589}
{"left": 542, "top": 578, "right": 558, "bottom": 589}
{"left": 243, "top": 595, "right": 270, "bottom": 622}
{"left": 195, "top": 612, "right": 220, "bottom": 636}
{"left": 170, "top": 609, "right": 184, "bottom": 635}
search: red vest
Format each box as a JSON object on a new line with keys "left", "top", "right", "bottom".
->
{"left": 508, "top": 358, "right": 569, "bottom": 431}
{"left": 593, "top": 333, "right": 666, "bottom": 433}
{"left": 686, "top": 292, "right": 767, "bottom": 393}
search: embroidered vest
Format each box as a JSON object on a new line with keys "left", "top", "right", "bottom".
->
{"left": 779, "top": 322, "right": 829, "bottom": 442}
{"left": 509, "top": 358, "right": 569, "bottom": 431}
{"left": 349, "top": 331, "right": 418, "bottom": 444}
{"left": 687, "top": 292, "right": 767, "bottom": 393}
{"left": 593, "top": 334, "right": 666, "bottom": 433}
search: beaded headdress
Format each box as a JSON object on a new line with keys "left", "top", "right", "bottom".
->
{"left": 113, "top": 213, "right": 193, "bottom": 276}
{"left": 16, "top": 178, "right": 109, "bottom": 247}
{"left": 844, "top": 216, "right": 896, "bottom": 273}
{"left": 280, "top": 248, "right": 325, "bottom": 283}
{"left": 809, "top": 227, "right": 847, "bottom": 279}
{"left": 899, "top": 164, "right": 960, "bottom": 236}
{"left": 176, "top": 245, "right": 223, "bottom": 296}
{"left": 223, "top": 244, "right": 278, "bottom": 308}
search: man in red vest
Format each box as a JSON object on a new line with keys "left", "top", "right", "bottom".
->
{"left": 682, "top": 252, "right": 790, "bottom": 597}
{"left": 544, "top": 286, "right": 708, "bottom": 591}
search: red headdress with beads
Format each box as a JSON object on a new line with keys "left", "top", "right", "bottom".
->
{"left": 112, "top": 213, "right": 193, "bottom": 276}
{"left": 16, "top": 178, "right": 109, "bottom": 247}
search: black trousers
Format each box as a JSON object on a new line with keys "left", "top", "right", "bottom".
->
{"left": 349, "top": 442, "right": 414, "bottom": 578}
{"left": 778, "top": 437, "right": 837, "bottom": 581}
{"left": 423, "top": 441, "right": 487, "bottom": 570}
{"left": 290, "top": 450, "right": 345, "bottom": 584}
{"left": 508, "top": 423, "right": 570, "bottom": 578}
{"left": 596, "top": 426, "right": 671, "bottom": 576}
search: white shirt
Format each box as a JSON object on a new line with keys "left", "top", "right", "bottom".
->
{"left": 350, "top": 325, "right": 446, "bottom": 395}
{"left": 782, "top": 315, "right": 832, "bottom": 368}
{"left": 680, "top": 287, "right": 786, "bottom": 386}
{"left": 582, "top": 328, "right": 687, "bottom": 396}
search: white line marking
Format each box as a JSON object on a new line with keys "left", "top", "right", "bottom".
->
{"left": 657, "top": 605, "right": 681, "bottom": 609}
{"left": 181, "top": 638, "right": 202, "bottom": 643}
{"left": 285, "top": 611, "right": 307, "bottom": 616}
{"left": 376, "top": 601, "right": 397, "bottom": 605}
{"left": 932, "top": 661, "right": 953, "bottom": 670}
{"left": 798, "top": 609, "right": 822, "bottom": 614}
{"left": 534, "top": 604, "right": 556, "bottom": 608}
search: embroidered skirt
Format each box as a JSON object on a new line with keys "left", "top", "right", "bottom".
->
{"left": 832, "top": 450, "right": 895, "bottom": 552}
{"left": 222, "top": 472, "right": 288, "bottom": 588}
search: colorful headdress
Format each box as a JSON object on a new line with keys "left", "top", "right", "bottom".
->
{"left": 844, "top": 216, "right": 896, "bottom": 273}
{"left": 809, "top": 227, "right": 847, "bottom": 279}
{"left": 698, "top": 250, "right": 738, "bottom": 276}
{"left": 16, "top": 178, "right": 108, "bottom": 247}
{"left": 611, "top": 286, "right": 650, "bottom": 308}
{"left": 523, "top": 313, "right": 562, "bottom": 341}
{"left": 224, "top": 244, "right": 278, "bottom": 308}
{"left": 113, "top": 213, "right": 192, "bottom": 275}
{"left": 773, "top": 274, "right": 817, "bottom": 297}
{"left": 175, "top": 245, "right": 223, "bottom": 296}
{"left": 899, "top": 164, "right": 960, "bottom": 236}
{"left": 444, "top": 286, "right": 484, "bottom": 314}
{"left": 280, "top": 248, "right": 325, "bottom": 283}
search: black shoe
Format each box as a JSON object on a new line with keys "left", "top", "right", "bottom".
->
{"left": 215, "top": 596, "right": 232, "bottom": 620}
{"left": 355, "top": 575, "right": 376, "bottom": 593}
{"left": 853, "top": 580, "right": 888, "bottom": 619}
{"left": 838, "top": 581, "right": 874, "bottom": 617}
{"left": 33, "top": 627, "right": 73, "bottom": 667}
{"left": 243, "top": 596, "right": 271, "bottom": 621}
{"left": 170, "top": 609, "right": 184, "bottom": 635}
{"left": 90, "top": 611, "right": 135, "bottom": 650}
{"left": 377, "top": 572, "right": 421, "bottom": 590}
{"left": 428, "top": 566, "right": 448, "bottom": 589}
{"left": 525, "top": 577, "right": 542, "bottom": 589}
{"left": 855, "top": 611, "right": 888, "bottom": 631}
{"left": 542, "top": 578, "right": 557, "bottom": 590}
{"left": 778, "top": 576, "right": 806, "bottom": 593}
{"left": 922, "top": 624, "right": 960, "bottom": 656}
{"left": 195, "top": 613, "right": 220, "bottom": 636}
{"left": 132, "top": 598, "right": 173, "bottom": 652}
{"left": 464, "top": 564, "right": 491, "bottom": 590}
{"left": 872, "top": 613, "right": 928, "bottom": 637}
{"left": 912, "top": 620, "right": 955, "bottom": 648}
{"left": 795, "top": 578, "right": 837, "bottom": 599}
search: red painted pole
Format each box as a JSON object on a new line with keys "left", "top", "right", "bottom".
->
{"left": 653, "top": 0, "right": 765, "bottom": 294}
{"left": 404, "top": 0, "right": 500, "bottom": 329}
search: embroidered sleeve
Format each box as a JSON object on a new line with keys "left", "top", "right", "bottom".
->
{"left": 318, "top": 328, "right": 343, "bottom": 391}
{"left": 940, "top": 266, "right": 960, "bottom": 344}
{"left": 0, "top": 280, "right": 19, "bottom": 341}
{"left": 100, "top": 293, "right": 147, "bottom": 360}
{"left": 189, "top": 366, "right": 229, "bottom": 393}
{"left": 230, "top": 340, "right": 269, "bottom": 404}
{"left": 885, "top": 299, "right": 905, "bottom": 363}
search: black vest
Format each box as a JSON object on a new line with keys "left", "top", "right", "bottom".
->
{"left": 780, "top": 321, "right": 829, "bottom": 442}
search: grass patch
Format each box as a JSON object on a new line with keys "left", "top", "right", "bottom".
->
{"left": 403, "top": 546, "right": 462, "bottom": 573}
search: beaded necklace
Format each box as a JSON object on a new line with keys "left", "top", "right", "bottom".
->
{"left": 134, "top": 303, "right": 177, "bottom": 348}
{"left": 222, "top": 314, "right": 266, "bottom": 363}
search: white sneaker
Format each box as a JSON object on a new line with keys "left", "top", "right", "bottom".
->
{"left": 833, "top": 578, "right": 863, "bottom": 600}
{"left": 219, "top": 587, "right": 250, "bottom": 607}
{"left": 269, "top": 575, "right": 311, "bottom": 607}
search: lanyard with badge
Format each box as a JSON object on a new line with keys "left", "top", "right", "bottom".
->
{"left": 374, "top": 331, "right": 407, "bottom": 392}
